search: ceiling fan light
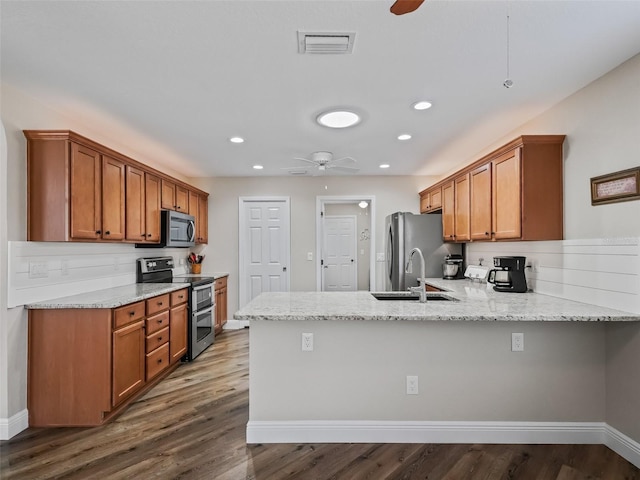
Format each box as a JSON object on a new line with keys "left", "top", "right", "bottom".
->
{"left": 317, "top": 110, "right": 361, "bottom": 128}
{"left": 397, "top": 134, "right": 412, "bottom": 141}
{"left": 253, "top": 164, "right": 263, "bottom": 170}
{"left": 379, "top": 164, "right": 390, "bottom": 169}
{"left": 229, "top": 136, "right": 245, "bottom": 143}
{"left": 413, "top": 101, "right": 432, "bottom": 110}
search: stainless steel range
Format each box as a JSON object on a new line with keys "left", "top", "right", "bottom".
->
{"left": 137, "top": 256, "right": 215, "bottom": 361}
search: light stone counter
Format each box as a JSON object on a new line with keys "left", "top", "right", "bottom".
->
{"left": 234, "top": 279, "right": 640, "bottom": 322}
{"left": 25, "top": 283, "right": 188, "bottom": 310}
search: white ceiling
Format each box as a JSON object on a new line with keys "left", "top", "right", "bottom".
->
{"left": 2, "top": 1, "right": 640, "bottom": 178}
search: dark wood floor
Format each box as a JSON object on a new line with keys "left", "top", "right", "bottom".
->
{"left": 1, "top": 329, "right": 638, "bottom": 479}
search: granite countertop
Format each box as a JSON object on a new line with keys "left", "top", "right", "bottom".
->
{"left": 25, "top": 283, "right": 190, "bottom": 310}
{"left": 234, "top": 278, "right": 640, "bottom": 322}
{"left": 25, "top": 272, "right": 230, "bottom": 310}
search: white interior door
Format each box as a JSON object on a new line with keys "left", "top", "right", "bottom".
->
{"left": 322, "top": 215, "right": 357, "bottom": 291}
{"left": 239, "top": 198, "right": 290, "bottom": 308}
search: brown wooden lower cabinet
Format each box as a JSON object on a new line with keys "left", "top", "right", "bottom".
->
{"left": 214, "top": 276, "right": 228, "bottom": 335}
{"left": 28, "top": 289, "right": 188, "bottom": 427}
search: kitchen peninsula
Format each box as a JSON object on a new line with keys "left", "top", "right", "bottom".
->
{"left": 235, "top": 281, "right": 640, "bottom": 446}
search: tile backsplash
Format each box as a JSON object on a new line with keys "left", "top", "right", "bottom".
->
{"left": 8, "top": 241, "right": 200, "bottom": 308}
{"left": 466, "top": 237, "right": 640, "bottom": 314}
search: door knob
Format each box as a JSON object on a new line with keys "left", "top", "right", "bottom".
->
{"left": 283, "top": 267, "right": 287, "bottom": 272}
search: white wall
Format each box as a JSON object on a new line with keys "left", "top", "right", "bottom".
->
{"left": 188, "top": 175, "right": 436, "bottom": 315}
{"left": 1, "top": 122, "right": 9, "bottom": 430}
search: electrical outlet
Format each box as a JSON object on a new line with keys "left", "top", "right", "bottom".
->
{"left": 301, "top": 333, "right": 314, "bottom": 351}
{"left": 179, "top": 258, "right": 185, "bottom": 265}
{"left": 29, "top": 261, "right": 48, "bottom": 279}
{"left": 307, "top": 252, "right": 313, "bottom": 261}
{"left": 512, "top": 332, "right": 524, "bottom": 352}
{"left": 376, "top": 253, "right": 385, "bottom": 262}
{"left": 406, "top": 375, "right": 419, "bottom": 395}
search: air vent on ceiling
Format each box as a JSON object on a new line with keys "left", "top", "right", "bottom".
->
{"left": 298, "top": 31, "right": 355, "bottom": 54}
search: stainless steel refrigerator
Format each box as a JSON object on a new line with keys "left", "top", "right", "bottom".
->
{"left": 385, "top": 212, "right": 462, "bottom": 291}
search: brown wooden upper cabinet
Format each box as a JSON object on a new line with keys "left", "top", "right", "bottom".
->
{"left": 418, "top": 135, "right": 565, "bottom": 242}
{"left": 469, "top": 163, "right": 492, "bottom": 241}
{"left": 441, "top": 181, "right": 455, "bottom": 241}
{"left": 25, "top": 130, "right": 209, "bottom": 244}
{"left": 161, "top": 179, "right": 188, "bottom": 212}
{"left": 101, "top": 155, "right": 126, "bottom": 240}
{"left": 125, "top": 167, "right": 161, "bottom": 243}
{"left": 419, "top": 186, "right": 442, "bottom": 213}
{"left": 453, "top": 173, "right": 471, "bottom": 242}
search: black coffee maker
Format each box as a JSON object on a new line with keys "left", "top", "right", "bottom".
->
{"left": 487, "top": 256, "right": 528, "bottom": 293}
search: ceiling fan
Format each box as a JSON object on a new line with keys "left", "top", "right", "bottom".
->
{"left": 283, "top": 151, "right": 359, "bottom": 176}
{"left": 390, "top": 0, "right": 425, "bottom": 16}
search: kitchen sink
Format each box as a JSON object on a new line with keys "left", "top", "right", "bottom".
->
{"left": 371, "top": 292, "right": 456, "bottom": 302}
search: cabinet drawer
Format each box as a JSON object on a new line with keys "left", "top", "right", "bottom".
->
{"left": 146, "top": 310, "right": 169, "bottom": 335}
{"left": 146, "top": 294, "right": 170, "bottom": 316}
{"left": 214, "top": 276, "right": 227, "bottom": 290}
{"left": 146, "top": 326, "right": 169, "bottom": 353}
{"left": 171, "top": 288, "right": 188, "bottom": 307}
{"left": 146, "top": 342, "right": 170, "bottom": 381}
{"left": 113, "top": 301, "right": 145, "bottom": 329}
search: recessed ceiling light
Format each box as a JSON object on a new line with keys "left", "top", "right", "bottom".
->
{"left": 229, "top": 136, "right": 245, "bottom": 143}
{"left": 379, "top": 164, "right": 390, "bottom": 169}
{"left": 397, "top": 134, "right": 412, "bottom": 141}
{"left": 413, "top": 101, "right": 432, "bottom": 111}
{"left": 317, "top": 110, "right": 361, "bottom": 129}
{"left": 358, "top": 201, "right": 368, "bottom": 209}
{"left": 253, "top": 165, "right": 263, "bottom": 170}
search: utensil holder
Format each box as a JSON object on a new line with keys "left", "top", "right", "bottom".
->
{"left": 191, "top": 264, "right": 202, "bottom": 274}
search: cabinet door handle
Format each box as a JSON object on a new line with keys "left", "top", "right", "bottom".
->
{"left": 129, "top": 311, "right": 135, "bottom": 316}
{"left": 105, "top": 231, "right": 110, "bottom": 235}
{"left": 158, "top": 337, "right": 163, "bottom": 342}
{"left": 141, "top": 234, "right": 146, "bottom": 237}
{"left": 485, "top": 232, "right": 490, "bottom": 236}
{"left": 96, "top": 230, "right": 101, "bottom": 234}
{"left": 157, "top": 318, "right": 163, "bottom": 323}
{"left": 157, "top": 358, "right": 163, "bottom": 364}
{"left": 158, "top": 302, "right": 163, "bottom": 306}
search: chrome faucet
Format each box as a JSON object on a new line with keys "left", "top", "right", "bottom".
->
{"left": 405, "top": 247, "right": 427, "bottom": 303}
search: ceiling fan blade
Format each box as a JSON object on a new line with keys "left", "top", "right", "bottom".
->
{"left": 293, "top": 157, "right": 319, "bottom": 166}
{"left": 333, "top": 156, "right": 356, "bottom": 164}
{"left": 281, "top": 166, "right": 310, "bottom": 175}
{"left": 327, "top": 165, "right": 360, "bottom": 173}
{"left": 390, "top": 0, "right": 425, "bottom": 15}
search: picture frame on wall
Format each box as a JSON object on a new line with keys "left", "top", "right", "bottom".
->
{"left": 590, "top": 167, "right": 640, "bottom": 205}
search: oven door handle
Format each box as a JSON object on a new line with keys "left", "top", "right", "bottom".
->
{"left": 193, "top": 305, "right": 214, "bottom": 316}
{"left": 193, "top": 283, "right": 213, "bottom": 292}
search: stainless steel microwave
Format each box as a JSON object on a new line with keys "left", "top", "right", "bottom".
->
{"left": 138, "top": 210, "right": 195, "bottom": 248}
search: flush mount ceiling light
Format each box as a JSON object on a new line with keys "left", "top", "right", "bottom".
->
{"left": 379, "top": 164, "right": 390, "bottom": 169}
{"left": 229, "top": 136, "right": 244, "bottom": 143}
{"left": 412, "top": 101, "right": 432, "bottom": 110}
{"left": 358, "top": 201, "right": 368, "bottom": 209}
{"left": 253, "top": 165, "right": 263, "bottom": 170}
{"left": 397, "top": 134, "right": 412, "bottom": 141}
{"left": 316, "top": 110, "right": 361, "bottom": 129}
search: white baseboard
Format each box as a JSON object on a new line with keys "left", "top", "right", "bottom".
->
{"left": 247, "top": 420, "right": 640, "bottom": 468}
{"left": 224, "top": 319, "right": 249, "bottom": 330}
{"left": 0, "top": 409, "right": 28, "bottom": 440}
{"left": 246, "top": 420, "right": 606, "bottom": 445}
{"left": 606, "top": 424, "right": 640, "bottom": 468}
